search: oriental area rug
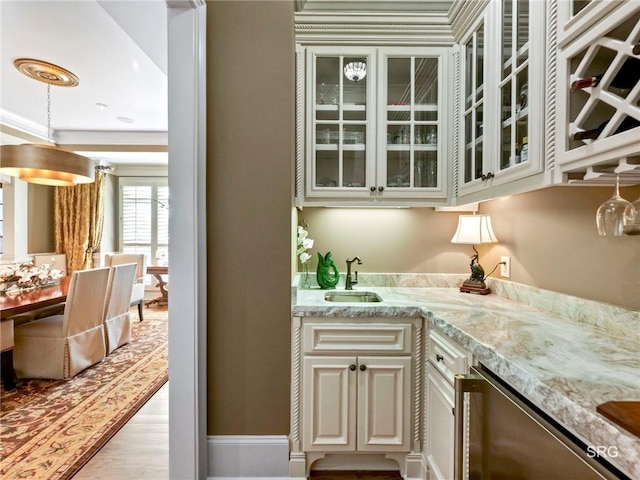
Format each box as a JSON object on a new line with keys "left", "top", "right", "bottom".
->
{"left": 0, "top": 306, "right": 168, "bottom": 480}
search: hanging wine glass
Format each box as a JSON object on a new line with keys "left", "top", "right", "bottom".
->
{"left": 596, "top": 175, "right": 635, "bottom": 236}
{"left": 623, "top": 195, "right": 640, "bottom": 236}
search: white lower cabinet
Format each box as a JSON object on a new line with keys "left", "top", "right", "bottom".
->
{"left": 290, "top": 317, "right": 426, "bottom": 479}
{"left": 303, "top": 355, "right": 412, "bottom": 452}
{"left": 425, "top": 329, "right": 472, "bottom": 480}
{"left": 425, "top": 363, "right": 455, "bottom": 480}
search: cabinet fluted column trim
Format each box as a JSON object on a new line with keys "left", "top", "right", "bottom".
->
{"left": 545, "top": 0, "right": 558, "bottom": 173}
{"left": 295, "top": 46, "right": 305, "bottom": 206}
{"left": 413, "top": 321, "right": 423, "bottom": 451}
{"left": 451, "top": 48, "right": 461, "bottom": 198}
{"left": 291, "top": 316, "right": 302, "bottom": 449}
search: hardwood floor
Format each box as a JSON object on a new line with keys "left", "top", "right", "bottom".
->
{"left": 71, "top": 382, "right": 402, "bottom": 479}
{"left": 72, "top": 383, "right": 169, "bottom": 479}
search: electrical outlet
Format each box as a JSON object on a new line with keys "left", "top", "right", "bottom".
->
{"left": 500, "top": 256, "right": 511, "bottom": 278}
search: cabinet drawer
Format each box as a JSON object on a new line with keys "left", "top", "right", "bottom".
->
{"left": 428, "top": 329, "right": 469, "bottom": 382}
{"left": 303, "top": 323, "right": 412, "bottom": 354}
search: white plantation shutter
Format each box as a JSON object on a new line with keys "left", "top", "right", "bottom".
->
{"left": 119, "top": 178, "right": 168, "bottom": 266}
{"left": 156, "top": 185, "right": 169, "bottom": 265}
{"left": 122, "top": 185, "right": 152, "bottom": 245}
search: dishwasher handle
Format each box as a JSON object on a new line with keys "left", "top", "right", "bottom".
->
{"left": 454, "top": 371, "right": 485, "bottom": 480}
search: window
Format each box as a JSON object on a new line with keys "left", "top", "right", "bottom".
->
{"left": 119, "top": 177, "right": 168, "bottom": 267}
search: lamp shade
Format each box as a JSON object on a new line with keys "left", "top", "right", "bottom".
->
{"left": 451, "top": 214, "right": 498, "bottom": 245}
{"left": 0, "top": 144, "right": 95, "bottom": 186}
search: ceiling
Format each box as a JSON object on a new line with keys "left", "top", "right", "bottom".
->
{"left": 0, "top": 1, "right": 457, "bottom": 168}
{"left": 0, "top": 0, "right": 168, "bottom": 167}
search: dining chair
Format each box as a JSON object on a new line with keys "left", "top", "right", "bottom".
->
{"left": 103, "top": 263, "right": 137, "bottom": 354}
{"left": 104, "top": 253, "right": 146, "bottom": 322}
{"left": 32, "top": 253, "right": 68, "bottom": 276}
{"left": 13, "top": 267, "right": 110, "bottom": 380}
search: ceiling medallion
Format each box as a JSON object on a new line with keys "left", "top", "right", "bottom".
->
{"left": 0, "top": 58, "right": 93, "bottom": 186}
{"left": 13, "top": 58, "right": 80, "bottom": 87}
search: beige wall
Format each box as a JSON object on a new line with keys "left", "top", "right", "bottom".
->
{"left": 204, "top": 2, "right": 639, "bottom": 437}
{"left": 27, "top": 184, "right": 55, "bottom": 253}
{"left": 206, "top": 1, "right": 294, "bottom": 435}
{"left": 300, "top": 184, "right": 640, "bottom": 311}
{"left": 481, "top": 185, "right": 640, "bottom": 311}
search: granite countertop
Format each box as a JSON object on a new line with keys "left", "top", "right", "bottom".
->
{"left": 291, "top": 274, "right": 640, "bottom": 479}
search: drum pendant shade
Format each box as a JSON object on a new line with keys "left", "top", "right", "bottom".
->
{"left": 0, "top": 58, "right": 94, "bottom": 186}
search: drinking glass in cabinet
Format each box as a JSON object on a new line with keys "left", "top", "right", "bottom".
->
{"left": 415, "top": 152, "right": 438, "bottom": 188}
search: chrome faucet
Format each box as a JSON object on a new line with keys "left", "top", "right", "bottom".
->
{"left": 345, "top": 257, "right": 362, "bottom": 290}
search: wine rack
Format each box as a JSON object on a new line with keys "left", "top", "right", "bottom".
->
{"left": 555, "top": 0, "right": 640, "bottom": 184}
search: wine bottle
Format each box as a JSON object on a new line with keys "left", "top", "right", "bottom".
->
{"left": 573, "top": 116, "right": 640, "bottom": 141}
{"left": 571, "top": 57, "right": 640, "bottom": 91}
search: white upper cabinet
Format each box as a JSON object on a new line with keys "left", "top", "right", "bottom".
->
{"left": 377, "top": 48, "right": 451, "bottom": 200}
{"left": 457, "top": 0, "right": 549, "bottom": 203}
{"left": 298, "top": 45, "right": 452, "bottom": 207}
{"left": 555, "top": 0, "right": 640, "bottom": 184}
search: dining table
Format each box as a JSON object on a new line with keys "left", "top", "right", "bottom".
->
{"left": 0, "top": 276, "right": 71, "bottom": 320}
{"left": 0, "top": 276, "right": 71, "bottom": 390}
{"left": 145, "top": 265, "right": 168, "bottom": 307}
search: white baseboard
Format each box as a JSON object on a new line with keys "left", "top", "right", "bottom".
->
{"left": 207, "top": 435, "right": 290, "bottom": 479}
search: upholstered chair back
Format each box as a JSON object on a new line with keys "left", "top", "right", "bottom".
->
{"left": 13, "top": 266, "right": 110, "bottom": 380}
{"left": 104, "top": 253, "right": 146, "bottom": 281}
{"left": 104, "top": 253, "right": 147, "bottom": 322}
{"left": 33, "top": 253, "right": 68, "bottom": 276}
{"left": 103, "top": 263, "right": 137, "bottom": 353}
{"left": 63, "top": 267, "right": 111, "bottom": 337}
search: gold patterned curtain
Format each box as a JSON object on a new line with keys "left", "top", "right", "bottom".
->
{"left": 55, "top": 171, "right": 105, "bottom": 272}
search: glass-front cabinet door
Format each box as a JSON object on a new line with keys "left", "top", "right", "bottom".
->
{"left": 459, "top": 0, "right": 545, "bottom": 200}
{"left": 306, "top": 48, "right": 375, "bottom": 198}
{"left": 304, "top": 46, "right": 449, "bottom": 203}
{"left": 499, "top": 0, "right": 529, "bottom": 173}
{"left": 377, "top": 47, "right": 449, "bottom": 199}
{"left": 462, "top": 19, "right": 486, "bottom": 185}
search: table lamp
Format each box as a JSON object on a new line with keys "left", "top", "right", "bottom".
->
{"left": 451, "top": 214, "right": 501, "bottom": 295}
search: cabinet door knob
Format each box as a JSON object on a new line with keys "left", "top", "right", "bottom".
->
{"left": 378, "top": 186, "right": 384, "bottom": 192}
{"left": 359, "top": 364, "right": 367, "bottom": 371}
{"left": 436, "top": 354, "right": 444, "bottom": 362}
{"left": 349, "top": 364, "right": 356, "bottom": 371}
{"left": 481, "top": 172, "right": 495, "bottom": 181}
{"left": 370, "top": 186, "right": 376, "bottom": 192}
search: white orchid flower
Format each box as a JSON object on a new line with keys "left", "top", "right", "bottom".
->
{"left": 299, "top": 252, "right": 312, "bottom": 264}
{"left": 303, "top": 238, "right": 314, "bottom": 249}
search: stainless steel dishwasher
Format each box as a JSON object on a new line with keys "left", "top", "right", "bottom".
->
{"left": 454, "top": 365, "right": 630, "bottom": 480}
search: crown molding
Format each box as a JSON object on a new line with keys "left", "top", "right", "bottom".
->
{"left": 295, "top": 22, "right": 454, "bottom": 45}
{"left": 0, "top": 109, "right": 49, "bottom": 142}
{"left": 450, "top": 0, "right": 489, "bottom": 41}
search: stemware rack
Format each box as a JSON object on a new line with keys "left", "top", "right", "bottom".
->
{"left": 566, "top": 157, "right": 640, "bottom": 185}
{"left": 556, "top": 1, "right": 640, "bottom": 185}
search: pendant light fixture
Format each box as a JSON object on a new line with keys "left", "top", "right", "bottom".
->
{"left": 344, "top": 61, "right": 367, "bottom": 82}
{"left": 0, "top": 58, "right": 94, "bottom": 186}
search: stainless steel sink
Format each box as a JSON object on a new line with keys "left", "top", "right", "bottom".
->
{"left": 324, "top": 291, "right": 382, "bottom": 303}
